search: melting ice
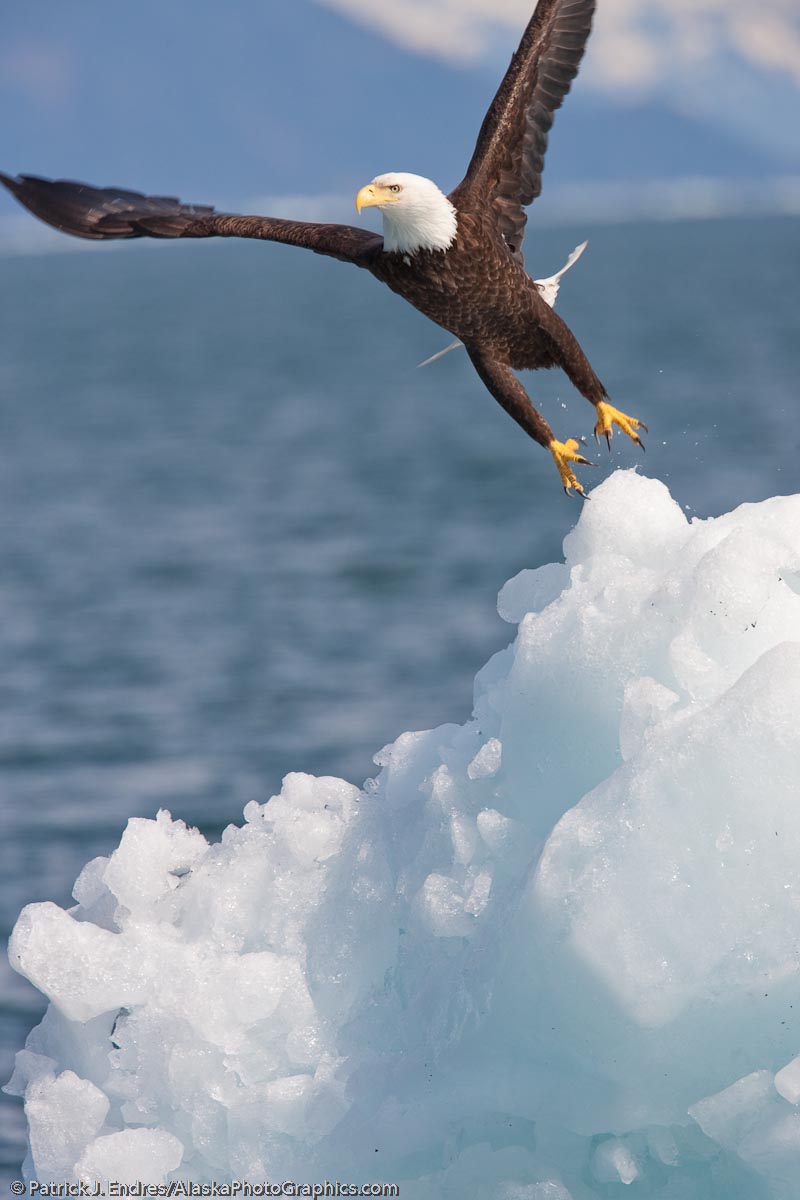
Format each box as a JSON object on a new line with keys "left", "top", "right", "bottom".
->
{"left": 7, "top": 470, "right": 800, "bottom": 1197}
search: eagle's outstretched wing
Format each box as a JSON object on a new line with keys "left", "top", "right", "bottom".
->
{"left": 0, "top": 174, "right": 383, "bottom": 265}
{"left": 450, "top": 0, "right": 595, "bottom": 264}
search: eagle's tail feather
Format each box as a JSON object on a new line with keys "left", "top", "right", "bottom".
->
{"left": 416, "top": 340, "right": 464, "bottom": 369}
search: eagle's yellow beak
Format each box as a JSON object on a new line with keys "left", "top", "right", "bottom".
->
{"left": 356, "top": 184, "right": 380, "bottom": 214}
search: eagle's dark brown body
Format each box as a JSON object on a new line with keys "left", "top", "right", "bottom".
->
{"left": 367, "top": 207, "right": 606, "bottom": 450}
{"left": 371, "top": 216, "right": 544, "bottom": 362}
{"left": 1, "top": 0, "right": 635, "bottom": 481}
{"left": 369, "top": 215, "right": 601, "bottom": 379}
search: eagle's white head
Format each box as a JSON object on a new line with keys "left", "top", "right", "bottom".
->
{"left": 356, "top": 172, "right": 457, "bottom": 255}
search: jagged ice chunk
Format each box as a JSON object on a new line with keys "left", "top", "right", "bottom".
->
{"left": 7, "top": 471, "right": 800, "bottom": 1197}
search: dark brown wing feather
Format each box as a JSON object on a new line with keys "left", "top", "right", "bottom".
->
{"left": 0, "top": 174, "right": 382, "bottom": 264}
{"left": 451, "top": 0, "right": 595, "bottom": 263}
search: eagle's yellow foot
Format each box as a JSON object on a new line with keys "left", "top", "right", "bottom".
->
{"left": 549, "top": 438, "right": 594, "bottom": 498}
{"left": 594, "top": 401, "right": 648, "bottom": 451}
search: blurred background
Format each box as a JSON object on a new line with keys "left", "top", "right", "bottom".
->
{"left": 1, "top": 0, "right": 798, "bottom": 1179}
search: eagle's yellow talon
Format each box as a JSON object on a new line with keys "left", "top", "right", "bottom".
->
{"left": 594, "top": 401, "right": 647, "bottom": 451}
{"left": 550, "top": 437, "right": 593, "bottom": 498}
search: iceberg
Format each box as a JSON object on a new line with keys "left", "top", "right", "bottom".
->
{"left": 7, "top": 470, "right": 800, "bottom": 1197}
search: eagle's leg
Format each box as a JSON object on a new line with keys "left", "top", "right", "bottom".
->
{"left": 593, "top": 401, "right": 648, "bottom": 451}
{"left": 552, "top": 322, "right": 647, "bottom": 452}
{"left": 466, "top": 347, "right": 594, "bottom": 497}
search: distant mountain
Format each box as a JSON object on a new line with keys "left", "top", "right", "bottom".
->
{"left": 0, "top": 0, "right": 792, "bottom": 221}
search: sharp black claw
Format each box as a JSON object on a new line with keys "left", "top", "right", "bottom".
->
{"left": 605, "top": 433, "right": 611, "bottom": 451}
{"left": 639, "top": 422, "right": 649, "bottom": 434}
{"left": 637, "top": 438, "right": 646, "bottom": 454}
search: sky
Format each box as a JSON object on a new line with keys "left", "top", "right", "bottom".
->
{"left": 1, "top": 0, "right": 798, "bottom": 240}
{"left": 317, "top": 0, "right": 800, "bottom": 161}
{"left": 319, "top": 0, "right": 800, "bottom": 85}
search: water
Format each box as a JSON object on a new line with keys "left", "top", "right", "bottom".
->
{"left": 0, "top": 215, "right": 797, "bottom": 1177}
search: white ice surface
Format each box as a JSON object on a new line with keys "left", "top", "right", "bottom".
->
{"left": 7, "top": 470, "right": 800, "bottom": 1197}
{"left": 775, "top": 1057, "right": 800, "bottom": 1106}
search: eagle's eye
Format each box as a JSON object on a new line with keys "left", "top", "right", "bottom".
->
{"left": 389, "top": 184, "right": 402, "bottom": 194}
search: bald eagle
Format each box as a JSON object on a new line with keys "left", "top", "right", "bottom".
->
{"left": 0, "top": 0, "right": 645, "bottom": 496}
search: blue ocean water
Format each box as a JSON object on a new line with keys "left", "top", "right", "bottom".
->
{"left": 0, "top": 215, "right": 798, "bottom": 1176}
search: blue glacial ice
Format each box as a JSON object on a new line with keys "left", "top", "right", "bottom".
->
{"left": 7, "top": 469, "right": 800, "bottom": 1196}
